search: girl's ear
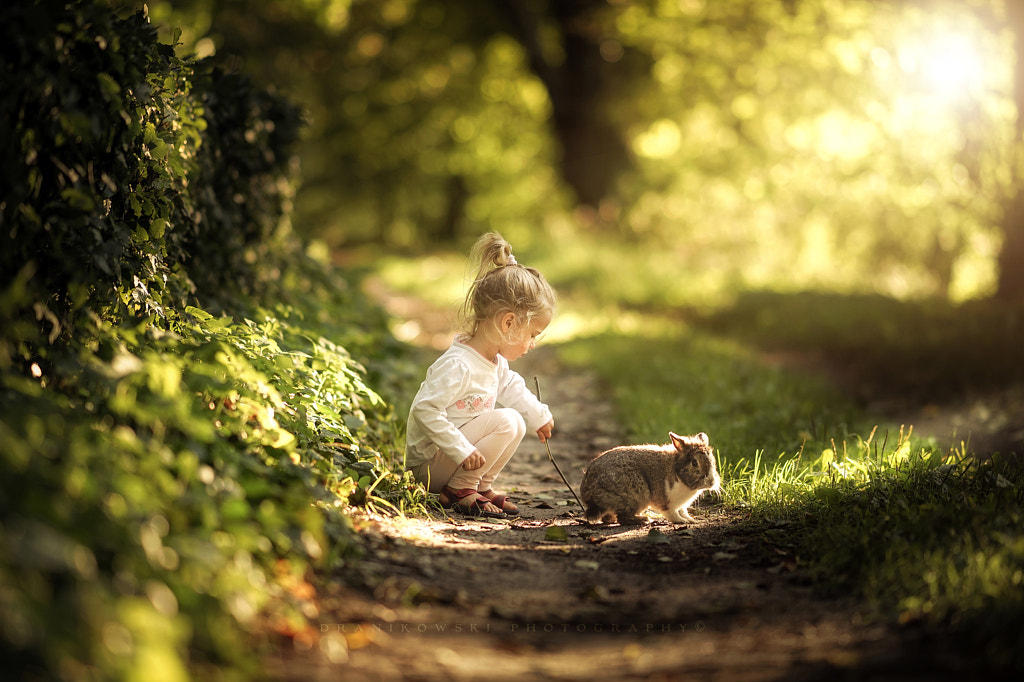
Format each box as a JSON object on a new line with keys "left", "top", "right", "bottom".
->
{"left": 499, "top": 311, "right": 518, "bottom": 332}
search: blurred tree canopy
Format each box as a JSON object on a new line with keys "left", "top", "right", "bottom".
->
{"left": 127, "top": 0, "right": 1023, "bottom": 301}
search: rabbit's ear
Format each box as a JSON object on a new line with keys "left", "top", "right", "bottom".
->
{"left": 670, "top": 432, "right": 709, "bottom": 449}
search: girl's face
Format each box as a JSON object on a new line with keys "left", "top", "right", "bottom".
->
{"left": 498, "top": 310, "right": 552, "bottom": 361}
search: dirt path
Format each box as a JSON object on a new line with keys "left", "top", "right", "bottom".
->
{"left": 264, "top": 281, "right": 990, "bottom": 681}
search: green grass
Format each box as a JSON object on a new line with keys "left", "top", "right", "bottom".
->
{"left": 557, "top": 328, "right": 867, "bottom": 462}
{"left": 692, "top": 290, "right": 1024, "bottom": 399}
{"left": 803, "top": 452, "right": 1024, "bottom": 668}
{"left": 558, "top": 323, "right": 1024, "bottom": 669}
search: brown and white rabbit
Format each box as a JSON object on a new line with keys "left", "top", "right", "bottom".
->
{"left": 580, "top": 432, "right": 721, "bottom": 525}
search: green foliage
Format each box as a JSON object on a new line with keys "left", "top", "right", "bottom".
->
{"left": 183, "top": 63, "right": 304, "bottom": 300}
{"left": 0, "top": 0, "right": 198, "bottom": 330}
{"left": 0, "top": 0, "right": 305, "bottom": 345}
{"left": 142, "top": 0, "right": 569, "bottom": 250}
{"left": 1, "top": 1, "right": 423, "bottom": 679}
{"left": 613, "top": 0, "right": 1013, "bottom": 299}
{"left": 0, "top": 285, "right": 416, "bottom": 679}
{"left": 144, "top": 0, "right": 1013, "bottom": 300}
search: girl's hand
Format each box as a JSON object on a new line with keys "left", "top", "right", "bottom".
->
{"left": 462, "top": 451, "right": 485, "bottom": 471}
{"left": 537, "top": 420, "right": 554, "bottom": 443}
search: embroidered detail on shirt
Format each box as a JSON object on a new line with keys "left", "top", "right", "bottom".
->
{"left": 455, "top": 394, "right": 495, "bottom": 414}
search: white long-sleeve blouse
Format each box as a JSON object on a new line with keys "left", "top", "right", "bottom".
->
{"left": 405, "top": 338, "right": 552, "bottom": 469}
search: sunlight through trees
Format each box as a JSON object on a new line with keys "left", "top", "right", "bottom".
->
{"left": 132, "top": 0, "right": 1022, "bottom": 301}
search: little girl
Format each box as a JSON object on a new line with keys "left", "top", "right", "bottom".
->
{"left": 405, "top": 232, "right": 556, "bottom": 518}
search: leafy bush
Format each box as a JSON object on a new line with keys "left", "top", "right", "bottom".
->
{"left": 1, "top": 1, "right": 421, "bottom": 679}
{"left": 183, "top": 62, "right": 304, "bottom": 301}
{"left": 0, "top": 0, "right": 200, "bottom": 331}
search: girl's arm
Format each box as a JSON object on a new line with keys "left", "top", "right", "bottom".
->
{"left": 496, "top": 365, "right": 553, "bottom": 438}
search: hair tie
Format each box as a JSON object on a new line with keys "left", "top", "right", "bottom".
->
{"left": 507, "top": 255, "right": 518, "bottom": 266}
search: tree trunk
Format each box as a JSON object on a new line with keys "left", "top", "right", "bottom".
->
{"left": 496, "top": 0, "right": 631, "bottom": 209}
{"left": 997, "top": 196, "right": 1024, "bottom": 300}
{"left": 997, "top": 1, "right": 1024, "bottom": 300}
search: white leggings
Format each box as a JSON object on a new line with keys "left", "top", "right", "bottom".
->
{"left": 413, "top": 408, "right": 526, "bottom": 494}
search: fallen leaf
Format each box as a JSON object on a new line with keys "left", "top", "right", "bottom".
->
{"left": 545, "top": 526, "right": 569, "bottom": 542}
{"left": 646, "top": 529, "right": 670, "bottom": 545}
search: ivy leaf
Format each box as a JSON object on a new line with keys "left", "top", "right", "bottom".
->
{"left": 149, "top": 218, "right": 166, "bottom": 239}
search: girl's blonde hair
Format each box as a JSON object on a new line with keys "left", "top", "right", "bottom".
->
{"left": 459, "top": 232, "right": 556, "bottom": 340}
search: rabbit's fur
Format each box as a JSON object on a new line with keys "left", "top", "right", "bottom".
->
{"left": 580, "top": 432, "right": 720, "bottom": 525}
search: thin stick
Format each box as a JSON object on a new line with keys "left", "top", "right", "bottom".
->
{"left": 534, "top": 376, "right": 585, "bottom": 511}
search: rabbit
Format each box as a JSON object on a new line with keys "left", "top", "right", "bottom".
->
{"left": 580, "top": 432, "right": 721, "bottom": 525}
